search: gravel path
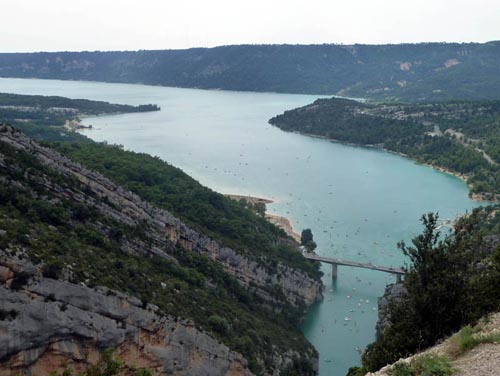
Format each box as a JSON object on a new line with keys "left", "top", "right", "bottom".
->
{"left": 454, "top": 343, "right": 500, "bottom": 376}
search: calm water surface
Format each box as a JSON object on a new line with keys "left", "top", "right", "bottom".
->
{"left": 0, "top": 77, "right": 480, "bottom": 375}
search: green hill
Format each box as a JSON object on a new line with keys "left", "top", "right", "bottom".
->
{"left": 2, "top": 42, "right": 500, "bottom": 101}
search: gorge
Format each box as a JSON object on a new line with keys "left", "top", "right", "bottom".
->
{"left": 0, "top": 77, "right": 481, "bottom": 375}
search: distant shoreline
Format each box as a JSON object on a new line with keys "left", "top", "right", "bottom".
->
{"left": 287, "top": 130, "right": 498, "bottom": 203}
{"left": 224, "top": 194, "right": 273, "bottom": 205}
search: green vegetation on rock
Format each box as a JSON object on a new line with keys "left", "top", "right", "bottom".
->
{"left": 53, "top": 141, "right": 321, "bottom": 279}
{"left": 0, "top": 129, "right": 318, "bottom": 374}
{"left": 358, "top": 209, "right": 500, "bottom": 373}
{"left": 387, "top": 354, "right": 455, "bottom": 376}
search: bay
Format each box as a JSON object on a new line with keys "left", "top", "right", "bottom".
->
{"left": 0, "top": 77, "right": 480, "bottom": 375}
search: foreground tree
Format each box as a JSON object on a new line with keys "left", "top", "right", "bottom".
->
{"left": 301, "top": 229, "right": 317, "bottom": 252}
{"left": 361, "top": 211, "right": 500, "bottom": 372}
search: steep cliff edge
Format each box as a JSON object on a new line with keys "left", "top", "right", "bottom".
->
{"left": 0, "top": 124, "right": 322, "bottom": 307}
{"left": 366, "top": 312, "right": 500, "bottom": 376}
{"left": 0, "top": 253, "right": 251, "bottom": 376}
{"left": 0, "top": 124, "right": 322, "bottom": 375}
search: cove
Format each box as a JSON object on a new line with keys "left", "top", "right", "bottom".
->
{"left": 0, "top": 77, "right": 481, "bottom": 376}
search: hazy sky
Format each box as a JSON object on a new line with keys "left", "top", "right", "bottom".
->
{"left": 2, "top": 0, "right": 500, "bottom": 52}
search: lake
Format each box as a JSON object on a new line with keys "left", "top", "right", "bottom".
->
{"left": 0, "top": 77, "right": 480, "bottom": 375}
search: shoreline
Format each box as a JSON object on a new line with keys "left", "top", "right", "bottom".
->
{"left": 224, "top": 194, "right": 274, "bottom": 205}
{"left": 265, "top": 213, "right": 302, "bottom": 243}
{"left": 224, "top": 194, "right": 301, "bottom": 242}
{"left": 286, "top": 129, "right": 498, "bottom": 203}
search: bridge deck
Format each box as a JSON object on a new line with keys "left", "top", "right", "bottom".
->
{"left": 303, "top": 253, "right": 405, "bottom": 275}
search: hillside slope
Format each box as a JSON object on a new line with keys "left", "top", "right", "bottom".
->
{"left": 0, "top": 124, "right": 322, "bottom": 375}
{"left": 1, "top": 42, "right": 500, "bottom": 101}
{"left": 365, "top": 312, "right": 500, "bottom": 376}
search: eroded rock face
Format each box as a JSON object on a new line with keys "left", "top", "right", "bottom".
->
{"left": 0, "top": 263, "right": 251, "bottom": 376}
{"left": 0, "top": 124, "right": 322, "bottom": 374}
{"left": 375, "top": 282, "right": 406, "bottom": 337}
{"left": 0, "top": 124, "right": 323, "bottom": 307}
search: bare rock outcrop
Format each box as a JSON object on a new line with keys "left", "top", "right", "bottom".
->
{"left": 0, "top": 260, "right": 252, "bottom": 376}
{"left": 0, "top": 124, "right": 322, "bottom": 374}
{"left": 375, "top": 282, "right": 406, "bottom": 337}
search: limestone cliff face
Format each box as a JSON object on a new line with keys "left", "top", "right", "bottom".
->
{"left": 0, "top": 124, "right": 322, "bottom": 374}
{"left": 375, "top": 283, "right": 406, "bottom": 337}
{"left": 0, "top": 125, "right": 322, "bottom": 308}
{"left": 0, "top": 254, "right": 251, "bottom": 376}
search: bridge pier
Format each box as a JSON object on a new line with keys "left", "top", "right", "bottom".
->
{"left": 331, "top": 263, "right": 338, "bottom": 280}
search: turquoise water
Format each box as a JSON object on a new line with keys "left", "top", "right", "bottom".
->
{"left": 0, "top": 78, "right": 480, "bottom": 375}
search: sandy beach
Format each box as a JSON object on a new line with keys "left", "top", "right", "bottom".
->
{"left": 265, "top": 213, "right": 301, "bottom": 243}
{"left": 225, "top": 194, "right": 301, "bottom": 242}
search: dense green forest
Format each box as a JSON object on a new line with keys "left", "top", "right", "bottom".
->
{"left": 0, "top": 135, "right": 317, "bottom": 374}
{"left": 348, "top": 207, "right": 500, "bottom": 375}
{"left": 1, "top": 42, "right": 500, "bottom": 101}
{"left": 0, "top": 92, "right": 159, "bottom": 114}
{"left": 270, "top": 98, "right": 500, "bottom": 200}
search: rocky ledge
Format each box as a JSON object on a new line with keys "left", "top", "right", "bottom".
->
{"left": 0, "top": 253, "right": 252, "bottom": 376}
{"left": 0, "top": 124, "right": 322, "bottom": 375}
{"left": 0, "top": 124, "right": 323, "bottom": 308}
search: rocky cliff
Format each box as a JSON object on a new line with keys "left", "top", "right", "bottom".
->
{"left": 0, "top": 251, "right": 251, "bottom": 376}
{"left": 0, "top": 124, "right": 322, "bottom": 375}
{"left": 375, "top": 282, "right": 406, "bottom": 338}
{"left": 0, "top": 124, "right": 322, "bottom": 307}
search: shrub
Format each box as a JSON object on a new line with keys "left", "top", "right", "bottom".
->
{"left": 448, "top": 325, "right": 500, "bottom": 357}
{"left": 42, "top": 262, "right": 63, "bottom": 279}
{"left": 208, "top": 315, "right": 230, "bottom": 335}
{"left": 10, "top": 271, "right": 30, "bottom": 290}
{"left": 389, "top": 355, "right": 454, "bottom": 376}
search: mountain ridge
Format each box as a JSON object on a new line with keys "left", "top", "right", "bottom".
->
{"left": 2, "top": 42, "right": 500, "bottom": 101}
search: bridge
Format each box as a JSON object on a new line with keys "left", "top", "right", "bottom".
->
{"left": 303, "top": 253, "right": 405, "bottom": 281}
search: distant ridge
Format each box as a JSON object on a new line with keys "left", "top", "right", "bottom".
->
{"left": 1, "top": 42, "right": 500, "bottom": 101}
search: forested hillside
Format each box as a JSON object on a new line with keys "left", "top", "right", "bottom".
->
{"left": 1, "top": 42, "right": 500, "bottom": 101}
{"left": 0, "top": 124, "right": 322, "bottom": 375}
{"left": 0, "top": 93, "right": 323, "bottom": 375}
